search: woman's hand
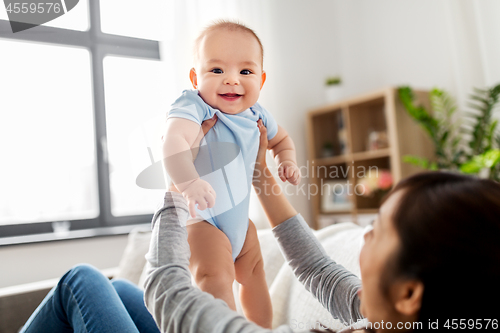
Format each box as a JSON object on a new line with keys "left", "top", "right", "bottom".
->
{"left": 191, "top": 114, "right": 218, "bottom": 160}
{"left": 255, "top": 119, "right": 268, "bottom": 171}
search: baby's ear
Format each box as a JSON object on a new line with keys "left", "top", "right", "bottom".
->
{"left": 189, "top": 68, "right": 198, "bottom": 89}
{"left": 260, "top": 71, "right": 266, "bottom": 90}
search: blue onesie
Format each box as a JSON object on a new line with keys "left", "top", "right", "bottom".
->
{"left": 167, "top": 90, "right": 278, "bottom": 261}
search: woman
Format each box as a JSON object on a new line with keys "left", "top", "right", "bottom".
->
{"left": 20, "top": 120, "right": 500, "bottom": 332}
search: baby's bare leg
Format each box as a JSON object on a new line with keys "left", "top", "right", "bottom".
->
{"left": 234, "top": 220, "right": 272, "bottom": 328}
{"left": 187, "top": 220, "right": 236, "bottom": 310}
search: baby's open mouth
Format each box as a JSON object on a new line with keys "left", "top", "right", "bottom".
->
{"left": 219, "top": 93, "right": 242, "bottom": 101}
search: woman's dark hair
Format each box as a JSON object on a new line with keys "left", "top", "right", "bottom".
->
{"left": 382, "top": 171, "right": 500, "bottom": 329}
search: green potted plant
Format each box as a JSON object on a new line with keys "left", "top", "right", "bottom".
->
{"left": 325, "top": 76, "right": 342, "bottom": 103}
{"left": 321, "top": 141, "right": 334, "bottom": 158}
{"left": 398, "top": 83, "right": 500, "bottom": 181}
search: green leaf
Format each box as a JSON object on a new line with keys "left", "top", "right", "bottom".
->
{"left": 469, "top": 96, "right": 489, "bottom": 104}
{"left": 460, "top": 149, "right": 500, "bottom": 174}
{"left": 440, "top": 131, "right": 449, "bottom": 145}
{"left": 399, "top": 86, "right": 441, "bottom": 146}
{"left": 483, "top": 149, "right": 500, "bottom": 168}
{"left": 485, "top": 120, "right": 498, "bottom": 151}
{"left": 403, "top": 155, "right": 430, "bottom": 169}
{"left": 460, "top": 158, "right": 483, "bottom": 174}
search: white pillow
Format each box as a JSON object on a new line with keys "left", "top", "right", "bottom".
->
{"left": 269, "top": 223, "right": 365, "bottom": 330}
{"left": 115, "top": 228, "right": 151, "bottom": 286}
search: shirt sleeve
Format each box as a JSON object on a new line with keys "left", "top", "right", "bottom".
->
{"left": 167, "top": 90, "right": 215, "bottom": 125}
{"left": 272, "top": 214, "right": 364, "bottom": 326}
{"left": 143, "top": 192, "right": 295, "bottom": 333}
{"left": 252, "top": 102, "right": 278, "bottom": 141}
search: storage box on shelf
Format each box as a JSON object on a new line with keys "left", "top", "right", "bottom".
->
{"left": 306, "top": 87, "right": 433, "bottom": 229}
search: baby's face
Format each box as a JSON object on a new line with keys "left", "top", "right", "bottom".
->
{"left": 190, "top": 29, "right": 265, "bottom": 115}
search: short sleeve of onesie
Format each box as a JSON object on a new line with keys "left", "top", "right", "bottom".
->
{"left": 251, "top": 102, "right": 278, "bottom": 141}
{"left": 167, "top": 90, "right": 215, "bottom": 125}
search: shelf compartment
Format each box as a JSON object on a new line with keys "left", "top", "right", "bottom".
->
{"left": 309, "top": 109, "right": 347, "bottom": 159}
{"left": 351, "top": 148, "right": 391, "bottom": 161}
{"left": 353, "top": 156, "right": 392, "bottom": 210}
{"left": 313, "top": 161, "right": 349, "bottom": 182}
{"left": 348, "top": 96, "right": 388, "bottom": 154}
{"left": 356, "top": 208, "right": 380, "bottom": 215}
{"left": 314, "top": 155, "right": 347, "bottom": 166}
{"left": 313, "top": 162, "right": 356, "bottom": 215}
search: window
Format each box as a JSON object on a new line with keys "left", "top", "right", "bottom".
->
{"left": 103, "top": 56, "right": 171, "bottom": 217}
{"left": 0, "top": 0, "right": 164, "bottom": 244}
{"left": 0, "top": 40, "right": 97, "bottom": 226}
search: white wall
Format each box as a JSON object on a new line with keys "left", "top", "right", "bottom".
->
{"left": 331, "top": 0, "right": 500, "bottom": 112}
{"left": 0, "top": 235, "right": 128, "bottom": 288}
{"left": 332, "top": 0, "right": 456, "bottom": 96}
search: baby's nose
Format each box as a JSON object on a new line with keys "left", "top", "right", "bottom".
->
{"left": 223, "top": 74, "right": 239, "bottom": 85}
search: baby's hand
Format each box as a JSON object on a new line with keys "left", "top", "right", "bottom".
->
{"left": 182, "top": 179, "right": 216, "bottom": 218}
{"left": 278, "top": 161, "right": 301, "bottom": 185}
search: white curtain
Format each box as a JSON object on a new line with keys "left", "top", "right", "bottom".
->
{"left": 444, "top": 0, "right": 500, "bottom": 112}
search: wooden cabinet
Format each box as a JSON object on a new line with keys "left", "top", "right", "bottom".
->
{"left": 306, "top": 87, "right": 433, "bottom": 229}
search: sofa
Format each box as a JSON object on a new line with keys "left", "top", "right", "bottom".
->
{"left": 0, "top": 221, "right": 367, "bottom": 333}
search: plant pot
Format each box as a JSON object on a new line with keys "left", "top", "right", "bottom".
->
{"left": 325, "top": 85, "right": 342, "bottom": 103}
{"left": 321, "top": 148, "right": 334, "bottom": 158}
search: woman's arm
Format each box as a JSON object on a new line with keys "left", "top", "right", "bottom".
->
{"left": 253, "top": 121, "right": 364, "bottom": 325}
{"left": 253, "top": 121, "right": 298, "bottom": 227}
{"left": 143, "top": 192, "right": 294, "bottom": 333}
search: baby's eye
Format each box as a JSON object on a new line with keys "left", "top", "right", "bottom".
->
{"left": 211, "top": 68, "right": 223, "bottom": 74}
{"left": 240, "top": 69, "right": 252, "bottom": 75}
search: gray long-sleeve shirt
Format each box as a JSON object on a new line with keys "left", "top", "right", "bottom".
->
{"left": 144, "top": 192, "right": 363, "bottom": 333}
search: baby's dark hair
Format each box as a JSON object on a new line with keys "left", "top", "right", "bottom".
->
{"left": 193, "top": 19, "right": 264, "bottom": 67}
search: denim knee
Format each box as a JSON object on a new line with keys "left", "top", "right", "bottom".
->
{"left": 111, "top": 278, "right": 136, "bottom": 294}
{"left": 59, "top": 263, "right": 104, "bottom": 286}
{"left": 69, "top": 263, "right": 101, "bottom": 277}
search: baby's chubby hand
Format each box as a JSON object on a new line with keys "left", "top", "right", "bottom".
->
{"left": 182, "top": 178, "right": 216, "bottom": 218}
{"left": 278, "top": 161, "right": 301, "bottom": 185}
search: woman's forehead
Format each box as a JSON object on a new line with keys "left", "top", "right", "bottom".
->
{"left": 378, "top": 190, "right": 405, "bottom": 229}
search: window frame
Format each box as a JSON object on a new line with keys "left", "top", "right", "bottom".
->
{"left": 0, "top": 0, "right": 160, "bottom": 245}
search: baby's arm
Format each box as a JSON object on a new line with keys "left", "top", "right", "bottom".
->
{"left": 163, "top": 118, "right": 216, "bottom": 217}
{"left": 267, "top": 125, "right": 301, "bottom": 185}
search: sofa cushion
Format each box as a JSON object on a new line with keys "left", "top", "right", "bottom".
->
{"left": 268, "top": 222, "right": 365, "bottom": 331}
{"left": 114, "top": 228, "right": 151, "bottom": 286}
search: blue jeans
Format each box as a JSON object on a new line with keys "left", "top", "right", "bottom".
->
{"left": 20, "top": 264, "right": 160, "bottom": 333}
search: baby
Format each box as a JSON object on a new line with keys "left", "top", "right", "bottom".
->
{"left": 162, "top": 21, "right": 300, "bottom": 328}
